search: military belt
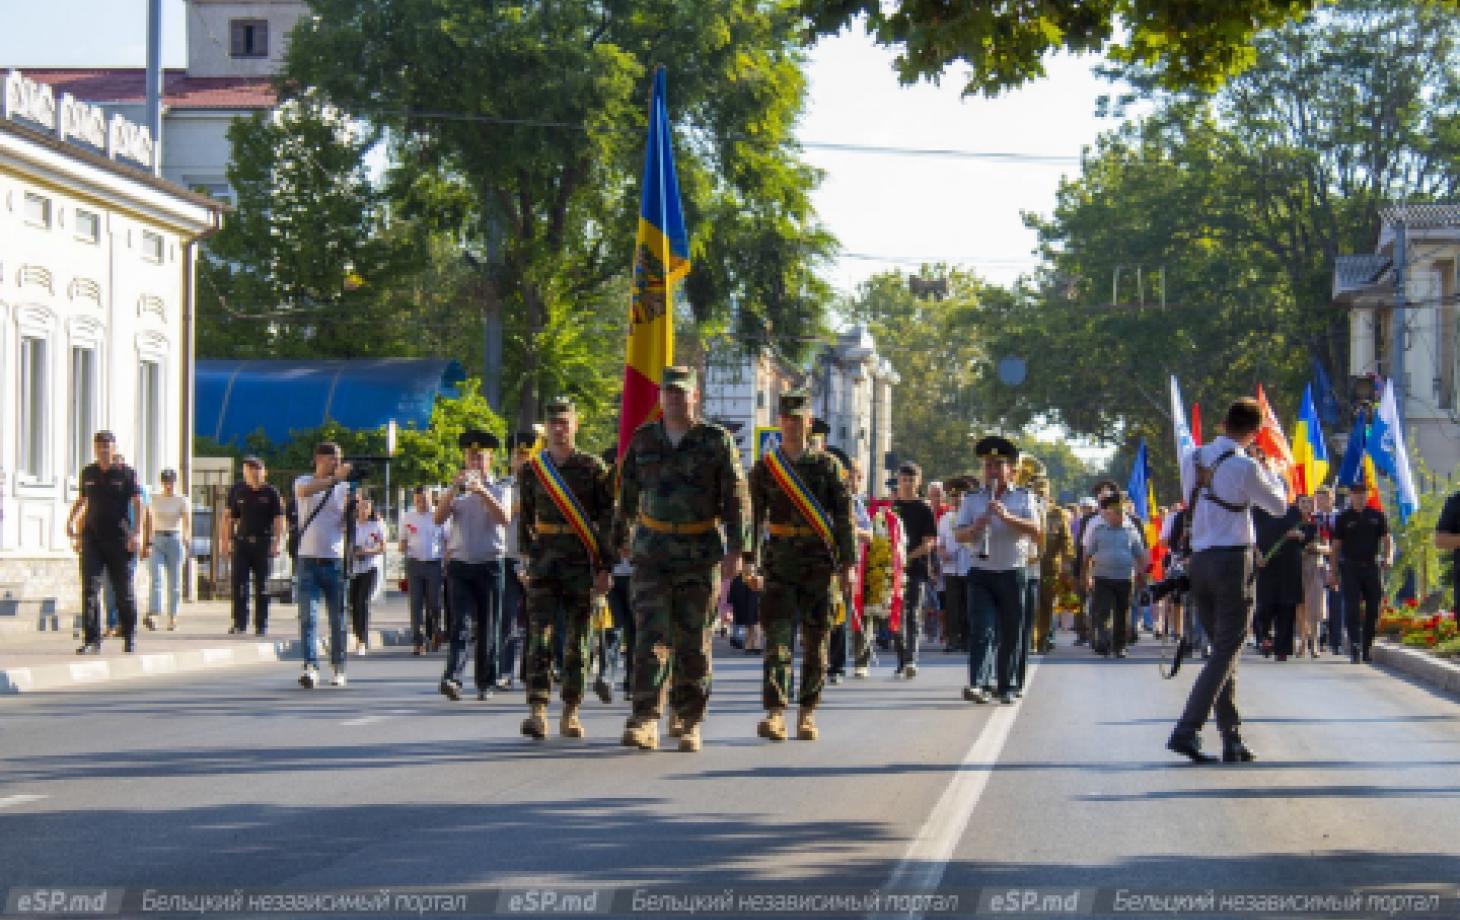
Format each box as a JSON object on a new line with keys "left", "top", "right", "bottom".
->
{"left": 767, "top": 523, "right": 818, "bottom": 538}
{"left": 638, "top": 514, "right": 716, "bottom": 535}
{"left": 535, "top": 522, "right": 575, "bottom": 535}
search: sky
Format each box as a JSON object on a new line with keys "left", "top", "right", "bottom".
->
{"left": 0, "top": 0, "right": 1122, "bottom": 460}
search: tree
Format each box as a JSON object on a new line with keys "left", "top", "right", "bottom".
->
{"left": 281, "top": 0, "right": 836, "bottom": 431}
{"left": 801, "top": 0, "right": 1460, "bottom": 97}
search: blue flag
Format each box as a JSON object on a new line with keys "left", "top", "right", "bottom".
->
{"left": 1366, "top": 379, "right": 1418, "bottom": 522}
{"left": 1127, "top": 439, "right": 1154, "bottom": 523}
{"left": 1312, "top": 358, "right": 1341, "bottom": 427}
{"left": 1335, "top": 409, "right": 1367, "bottom": 488}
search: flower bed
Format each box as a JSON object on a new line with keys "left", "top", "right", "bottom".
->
{"left": 1398, "top": 610, "right": 1460, "bottom": 657}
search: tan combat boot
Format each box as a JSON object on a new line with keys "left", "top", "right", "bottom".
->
{"left": 621, "top": 717, "right": 659, "bottom": 751}
{"left": 796, "top": 706, "right": 819, "bottom": 741}
{"left": 520, "top": 703, "right": 548, "bottom": 740}
{"left": 677, "top": 721, "right": 702, "bottom": 753}
{"left": 757, "top": 708, "right": 788, "bottom": 742}
{"left": 667, "top": 714, "right": 686, "bottom": 738}
{"left": 560, "top": 703, "right": 585, "bottom": 738}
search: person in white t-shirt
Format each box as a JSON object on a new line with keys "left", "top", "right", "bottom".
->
{"left": 293, "top": 442, "right": 353, "bottom": 689}
{"left": 144, "top": 468, "right": 190, "bottom": 631}
{"left": 400, "top": 486, "right": 446, "bottom": 655}
{"left": 349, "top": 495, "right": 387, "bottom": 654}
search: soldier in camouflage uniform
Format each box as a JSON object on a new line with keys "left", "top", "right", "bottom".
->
{"left": 746, "top": 390, "right": 855, "bottom": 742}
{"left": 1034, "top": 477, "right": 1072, "bottom": 654}
{"left": 517, "top": 397, "right": 614, "bottom": 740}
{"left": 613, "top": 366, "right": 750, "bottom": 753}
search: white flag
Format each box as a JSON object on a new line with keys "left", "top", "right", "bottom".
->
{"left": 1170, "top": 376, "right": 1194, "bottom": 457}
{"left": 1367, "top": 379, "right": 1418, "bottom": 522}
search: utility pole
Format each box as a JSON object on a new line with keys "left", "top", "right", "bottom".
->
{"left": 145, "top": 0, "right": 163, "bottom": 177}
{"left": 1392, "top": 203, "right": 1408, "bottom": 426}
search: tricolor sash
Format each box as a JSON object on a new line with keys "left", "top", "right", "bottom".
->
{"left": 528, "top": 451, "right": 601, "bottom": 567}
{"left": 764, "top": 448, "right": 836, "bottom": 556}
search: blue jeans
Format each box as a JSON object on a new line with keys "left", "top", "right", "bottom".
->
{"left": 297, "top": 557, "right": 346, "bottom": 669}
{"left": 147, "top": 531, "right": 184, "bottom": 618}
{"left": 443, "top": 559, "right": 504, "bottom": 691}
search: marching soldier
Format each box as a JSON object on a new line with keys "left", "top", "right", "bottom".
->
{"left": 1034, "top": 477, "right": 1073, "bottom": 654}
{"left": 746, "top": 390, "right": 856, "bottom": 742}
{"left": 614, "top": 366, "right": 750, "bottom": 753}
{"left": 517, "top": 398, "right": 614, "bottom": 740}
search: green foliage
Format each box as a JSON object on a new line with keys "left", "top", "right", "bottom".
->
{"left": 261, "top": 0, "right": 835, "bottom": 430}
{"left": 970, "top": 0, "right": 1460, "bottom": 496}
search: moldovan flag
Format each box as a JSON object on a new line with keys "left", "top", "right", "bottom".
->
{"left": 1254, "top": 384, "right": 1298, "bottom": 493}
{"left": 617, "top": 67, "right": 690, "bottom": 460}
{"left": 1336, "top": 408, "right": 1383, "bottom": 512}
{"left": 1291, "top": 383, "right": 1330, "bottom": 496}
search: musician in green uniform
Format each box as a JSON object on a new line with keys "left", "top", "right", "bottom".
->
{"left": 746, "top": 390, "right": 856, "bottom": 742}
{"left": 613, "top": 366, "right": 750, "bottom": 753}
{"left": 517, "top": 397, "right": 614, "bottom": 740}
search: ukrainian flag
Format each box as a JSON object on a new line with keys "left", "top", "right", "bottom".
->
{"left": 617, "top": 67, "right": 690, "bottom": 460}
{"left": 1292, "top": 383, "right": 1330, "bottom": 496}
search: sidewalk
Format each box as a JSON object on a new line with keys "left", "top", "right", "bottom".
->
{"left": 0, "top": 594, "right": 414, "bottom": 694}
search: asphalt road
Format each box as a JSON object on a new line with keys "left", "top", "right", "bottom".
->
{"left": 2, "top": 636, "right": 1458, "bottom": 913}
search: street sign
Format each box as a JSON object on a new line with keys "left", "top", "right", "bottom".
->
{"left": 754, "top": 426, "right": 782, "bottom": 462}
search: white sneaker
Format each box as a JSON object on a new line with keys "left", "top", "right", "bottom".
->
{"left": 853, "top": 666, "right": 869, "bottom": 679}
{"left": 357, "top": 643, "right": 368, "bottom": 657}
{"left": 299, "top": 667, "right": 318, "bottom": 689}
{"left": 331, "top": 668, "right": 348, "bottom": 687}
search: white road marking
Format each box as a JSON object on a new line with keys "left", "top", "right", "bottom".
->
{"left": 340, "top": 708, "right": 413, "bottom": 727}
{"left": 0, "top": 794, "right": 49, "bottom": 810}
{"left": 877, "top": 665, "right": 1037, "bottom": 915}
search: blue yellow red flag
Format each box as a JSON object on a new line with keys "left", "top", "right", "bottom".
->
{"left": 618, "top": 67, "right": 689, "bottom": 460}
{"left": 1292, "top": 383, "right": 1330, "bottom": 496}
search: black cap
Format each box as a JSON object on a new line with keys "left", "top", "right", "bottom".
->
{"left": 811, "top": 418, "right": 831, "bottom": 436}
{"left": 600, "top": 446, "right": 618, "bottom": 466}
{"left": 512, "top": 431, "right": 537, "bottom": 450}
{"left": 241, "top": 455, "right": 264, "bottom": 469}
{"left": 458, "top": 429, "right": 500, "bottom": 450}
{"left": 974, "top": 435, "right": 1019, "bottom": 462}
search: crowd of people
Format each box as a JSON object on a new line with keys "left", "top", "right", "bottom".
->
{"left": 66, "top": 377, "right": 1424, "bottom": 762}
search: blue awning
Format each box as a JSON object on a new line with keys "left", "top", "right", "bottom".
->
{"left": 196, "top": 358, "right": 466, "bottom": 446}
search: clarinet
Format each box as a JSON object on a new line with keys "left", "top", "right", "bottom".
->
{"left": 977, "top": 480, "right": 996, "bottom": 560}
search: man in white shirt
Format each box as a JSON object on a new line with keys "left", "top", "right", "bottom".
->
{"left": 955, "top": 436, "right": 1042, "bottom": 705}
{"left": 293, "top": 442, "right": 353, "bottom": 689}
{"left": 400, "top": 486, "right": 446, "bottom": 655}
{"left": 1168, "top": 398, "right": 1288, "bottom": 764}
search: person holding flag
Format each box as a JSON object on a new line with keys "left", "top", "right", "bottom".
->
{"left": 745, "top": 389, "right": 856, "bottom": 743}
{"left": 516, "top": 398, "right": 615, "bottom": 740}
{"left": 1328, "top": 482, "right": 1391, "bottom": 664}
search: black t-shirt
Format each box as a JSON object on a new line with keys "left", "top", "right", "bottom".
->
{"left": 81, "top": 462, "right": 140, "bottom": 541}
{"left": 1435, "top": 492, "right": 1460, "bottom": 591}
{"left": 1334, "top": 506, "right": 1388, "bottom": 565}
{"left": 226, "top": 482, "right": 285, "bottom": 539}
{"left": 894, "top": 498, "right": 938, "bottom": 579}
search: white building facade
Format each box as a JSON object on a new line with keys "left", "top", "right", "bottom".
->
{"left": 0, "top": 69, "right": 224, "bottom": 617}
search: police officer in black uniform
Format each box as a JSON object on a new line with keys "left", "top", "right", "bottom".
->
{"left": 66, "top": 430, "right": 144, "bottom": 654}
{"left": 1329, "top": 488, "right": 1391, "bottom": 663}
{"left": 222, "top": 456, "right": 286, "bottom": 636}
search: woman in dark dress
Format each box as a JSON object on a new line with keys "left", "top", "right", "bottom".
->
{"left": 1253, "top": 501, "right": 1305, "bottom": 661}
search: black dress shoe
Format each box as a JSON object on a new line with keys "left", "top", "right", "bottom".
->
{"left": 1166, "top": 733, "right": 1217, "bottom": 764}
{"left": 439, "top": 679, "right": 462, "bottom": 701}
{"left": 1222, "top": 736, "right": 1256, "bottom": 763}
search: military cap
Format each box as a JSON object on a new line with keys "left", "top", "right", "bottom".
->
{"left": 777, "top": 388, "right": 812, "bottom": 416}
{"left": 600, "top": 446, "right": 619, "bottom": 466}
{"left": 825, "top": 445, "right": 851, "bottom": 469}
{"left": 1093, "top": 478, "right": 1120, "bottom": 499}
{"left": 662, "top": 365, "right": 696, "bottom": 391}
{"left": 545, "top": 396, "right": 575, "bottom": 418}
{"left": 512, "top": 431, "right": 537, "bottom": 451}
{"left": 944, "top": 476, "right": 972, "bottom": 495}
{"left": 811, "top": 417, "right": 831, "bottom": 435}
{"left": 974, "top": 435, "right": 1019, "bottom": 462}
{"left": 458, "top": 429, "right": 500, "bottom": 450}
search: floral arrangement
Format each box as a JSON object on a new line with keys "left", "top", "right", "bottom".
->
{"left": 1399, "top": 609, "right": 1458, "bottom": 652}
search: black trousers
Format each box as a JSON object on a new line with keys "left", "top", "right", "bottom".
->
{"left": 349, "top": 568, "right": 378, "bottom": 642}
{"left": 1258, "top": 601, "right": 1297, "bottom": 657}
{"left": 1090, "top": 577, "right": 1132, "bottom": 654}
{"left": 1340, "top": 562, "right": 1383, "bottom": 655}
{"left": 83, "top": 536, "right": 136, "bottom": 644}
{"left": 443, "top": 560, "right": 504, "bottom": 691}
{"left": 1177, "top": 548, "right": 1253, "bottom": 737}
{"left": 232, "top": 538, "right": 271, "bottom": 631}
{"left": 943, "top": 573, "right": 967, "bottom": 650}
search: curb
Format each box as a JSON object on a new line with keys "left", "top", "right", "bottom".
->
{"left": 1371, "top": 640, "right": 1460, "bottom": 697}
{"left": 0, "top": 627, "right": 412, "bottom": 694}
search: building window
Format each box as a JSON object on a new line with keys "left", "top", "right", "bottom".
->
{"left": 24, "top": 192, "right": 51, "bottom": 229}
{"left": 19, "top": 336, "right": 49, "bottom": 480}
{"left": 75, "top": 208, "right": 100, "bottom": 244}
{"left": 141, "top": 231, "right": 164, "bottom": 264}
{"left": 69, "top": 347, "right": 97, "bottom": 480}
{"left": 136, "top": 359, "right": 163, "bottom": 486}
{"left": 230, "top": 19, "right": 269, "bottom": 58}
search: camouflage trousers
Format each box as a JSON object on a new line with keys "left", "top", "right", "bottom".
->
{"left": 524, "top": 565, "right": 593, "bottom": 706}
{"left": 630, "top": 565, "right": 717, "bottom": 723}
{"left": 1033, "top": 573, "right": 1059, "bottom": 652}
{"left": 760, "top": 568, "right": 834, "bottom": 710}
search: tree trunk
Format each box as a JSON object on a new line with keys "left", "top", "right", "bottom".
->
{"left": 515, "top": 280, "right": 546, "bottom": 432}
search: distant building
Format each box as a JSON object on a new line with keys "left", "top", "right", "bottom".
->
{"left": 22, "top": 0, "right": 306, "bottom": 202}
{"left": 1332, "top": 204, "right": 1460, "bottom": 480}
{"left": 701, "top": 327, "right": 899, "bottom": 497}
{"left": 0, "top": 69, "right": 225, "bottom": 618}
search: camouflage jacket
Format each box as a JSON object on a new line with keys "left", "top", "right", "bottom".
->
{"left": 748, "top": 447, "right": 855, "bottom": 571}
{"left": 612, "top": 420, "right": 750, "bottom": 568}
{"left": 1040, "top": 504, "right": 1072, "bottom": 579}
{"left": 518, "top": 448, "right": 614, "bottom": 573}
